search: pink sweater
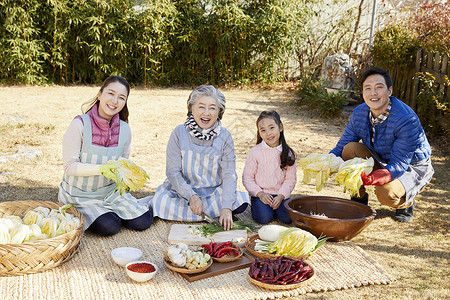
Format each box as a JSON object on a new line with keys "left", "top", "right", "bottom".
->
{"left": 242, "top": 142, "right": 297, "bottom": 199}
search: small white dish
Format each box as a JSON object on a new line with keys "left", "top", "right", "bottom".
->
{"left": 125, "top": 261, "right": 158, "bottom": 282}
{"left": 111, "top": 247, "right": 143, "bottom": 267}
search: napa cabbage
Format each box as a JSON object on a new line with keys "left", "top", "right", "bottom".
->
{"left": 299, "top": 154, "right": 344, "bottom": 191}
{"left": 0, "top": 223, "right": 11, "bottom": 244}
{"left": 335, "top": 157, "right": 374, "bottom": 197}
{"left": 99, "top": 158, "right": 149, "bottom": 195}
{"left": 255, "top": 227, "right": 327, "bottom": 257}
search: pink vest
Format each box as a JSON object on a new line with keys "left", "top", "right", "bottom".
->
{"left": 77, "top": 103, "right": 120, "bottom": 147}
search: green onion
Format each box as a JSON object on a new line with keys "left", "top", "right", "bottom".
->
{"left": 194, "top": 220, "right": 260, "bottom": 237}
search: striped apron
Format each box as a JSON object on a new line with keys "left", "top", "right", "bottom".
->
{"left": 58, "top": 114, "right": 149, "bottom": 229}
{"left": 151, "top": 127, "right": 249, "bottom": 221}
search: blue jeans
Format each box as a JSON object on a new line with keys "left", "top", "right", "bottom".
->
{"left": 88, "top": 208, "right": 153, "bottom": 236}
{"left": 251, "top": 196, "right": 291, "bottom": 224}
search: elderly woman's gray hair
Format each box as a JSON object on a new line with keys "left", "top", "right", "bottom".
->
{"left": 187, "top": 85, "right": 226, "bottom": 120}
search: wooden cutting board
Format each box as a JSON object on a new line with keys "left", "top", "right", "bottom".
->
{"left": 167, "top": 224, "right": 248, "bottom": 246}
{"left": 179, "top": 253, "right": 255, "bottom": 282}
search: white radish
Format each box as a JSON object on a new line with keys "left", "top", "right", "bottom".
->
{"left": 257, "top": 224, "right": 289, "bottom": 242}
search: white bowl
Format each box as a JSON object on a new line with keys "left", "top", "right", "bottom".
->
{"left": 111, "top": 247, "right": 143, "bottom": 267}
{"left": 125, "top": 261, "right": 158, "bottom": 282}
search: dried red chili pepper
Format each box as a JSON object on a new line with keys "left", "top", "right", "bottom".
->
{"left": 260, "top": 263, "right": 268, "bottom": 277}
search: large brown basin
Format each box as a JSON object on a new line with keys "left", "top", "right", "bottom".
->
{"left": 284, "top": 196, "right": 376, "bottom": 242}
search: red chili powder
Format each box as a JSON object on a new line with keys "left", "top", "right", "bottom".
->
{"left": 127, "top": 263, "right": 155, "bottom": 273}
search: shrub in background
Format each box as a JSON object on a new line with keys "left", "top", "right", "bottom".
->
{"left": 296, "top": 76, "right": 347, "bottom": 117}
{"left": 416, "top": 72, "right": 450, "bottom": 134}
{"left": 370, "top": 24, "right": 419, "bottom": 78}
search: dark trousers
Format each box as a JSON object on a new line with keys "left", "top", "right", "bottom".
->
{"left": 233, "top": 202, "right": 249, "bottom": 215}
{"left": 88, "top": 208, "right": 153, "bottom": 236}
{"left": 251, "top": 196, "right": 291, "bottom": 224}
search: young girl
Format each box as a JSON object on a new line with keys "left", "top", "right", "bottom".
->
{"left": 58, "top": 76, "right": 153, "bottom": 236}
{"left": 242, "top": 110, "right": 297, "bottom": 224}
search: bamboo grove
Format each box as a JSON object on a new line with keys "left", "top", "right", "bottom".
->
{"left": 0, "top": 0, "right": 316, "bottom": 85}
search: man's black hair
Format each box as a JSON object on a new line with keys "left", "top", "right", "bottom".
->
{"left": 361, "top": 67, "right": 392, "bottom": 88}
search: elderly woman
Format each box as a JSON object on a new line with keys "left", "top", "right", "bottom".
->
{"left": 149, "top": 85, "right": 250, "bottom": 230}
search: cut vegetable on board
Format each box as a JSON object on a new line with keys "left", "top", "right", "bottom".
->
{"left": 167, "top": 224, "right": 248, "bottom": 246}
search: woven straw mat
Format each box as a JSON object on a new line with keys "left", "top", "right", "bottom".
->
{"left": 0, "top": 218, "right": 393, "bottom": 300}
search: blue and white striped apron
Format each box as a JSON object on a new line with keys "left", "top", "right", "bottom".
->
{"left": 58, "top": 114, "right": 149, "bottom": 229}
{"left": 151, "top": 127, "right": 249, "bottom": 221}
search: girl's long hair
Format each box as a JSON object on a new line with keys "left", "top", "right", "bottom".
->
{"left": 81, "top": 75, "right": 130, "bottom": 123}
{"left": 256, "top": 110, "right": 296, "bottom": 169}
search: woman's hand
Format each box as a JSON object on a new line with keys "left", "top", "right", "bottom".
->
{"left": 257, "top": 192, "right": 273, "bottom": 206}
{"left": 188, "top": 195, "right": 203, "bottom": 216}
{"left": 219, "top": 208, "right": 233, "bottom": 231}
{"left": 270, "top": 195, "right": 285, "bottom": 210}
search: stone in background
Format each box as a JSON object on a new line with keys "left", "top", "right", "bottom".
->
{"left": 321, "top": 54, "right": 355, "bottom": 91}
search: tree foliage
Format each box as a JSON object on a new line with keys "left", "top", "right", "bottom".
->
{"left": 370, "top": 24, "right": 419, "bottom": 75}
{"left": 412, "top": 1, "right": 450, "bottom": 55}
{"left": 0, "top": 0, "right": 312, "bottom": 85}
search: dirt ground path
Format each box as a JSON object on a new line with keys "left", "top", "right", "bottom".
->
{"left": 0, "top": 86, "right": 448, "bottom": 299}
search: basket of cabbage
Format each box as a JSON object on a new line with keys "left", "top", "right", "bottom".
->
{"left": 0, "top": 200, "right": 85, "bottom": 275}
{"left": 245, "top": 225, "right": 327, "bottom": 260}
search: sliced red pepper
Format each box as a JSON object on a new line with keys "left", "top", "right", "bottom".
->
{"left": 216, "top": 246, "right": 233, "bottom": 258}
{"left": 201, "top": 243, "right": 213, "bottom": 254}
{"left": 211, "top": 243, "right": 220, "bottom": 255}
{"left": 212, "top": 241, "right": 231, "bottom": 255}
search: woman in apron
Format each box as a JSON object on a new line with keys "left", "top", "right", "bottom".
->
{"left": 58, "top": 76, "right": 153, "bottom": 236}
{"left": 150, "top": 85, "right": 250, "bottom": 230}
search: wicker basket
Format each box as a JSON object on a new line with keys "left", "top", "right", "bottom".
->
{"left": 0, "top": 200, "right": 85, "bottom": 276}
{"left": 163, "top": 257, "right": 212, "bottom": 274}
{"left": 247, "top": 262, "right": 316, "bottom": 290}
{"left": 203, "top": 247, "right": 244, "bottom": 262}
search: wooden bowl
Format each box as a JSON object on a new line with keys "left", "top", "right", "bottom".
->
{"left": 284, "top": 196, "right": 376, "bottom": 242}
{"left": 163, "top": 257, "right": 212, "bottom": 274}
{"left": 245, "top": 234, "right": 310, "bottom": 260}
{"left": 247, "top": 261, "right": 316, "bottom": 290}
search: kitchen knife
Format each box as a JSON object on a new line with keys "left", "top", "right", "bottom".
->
{"left": 201, "top": 212, "right": 220, "bottom": 225}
